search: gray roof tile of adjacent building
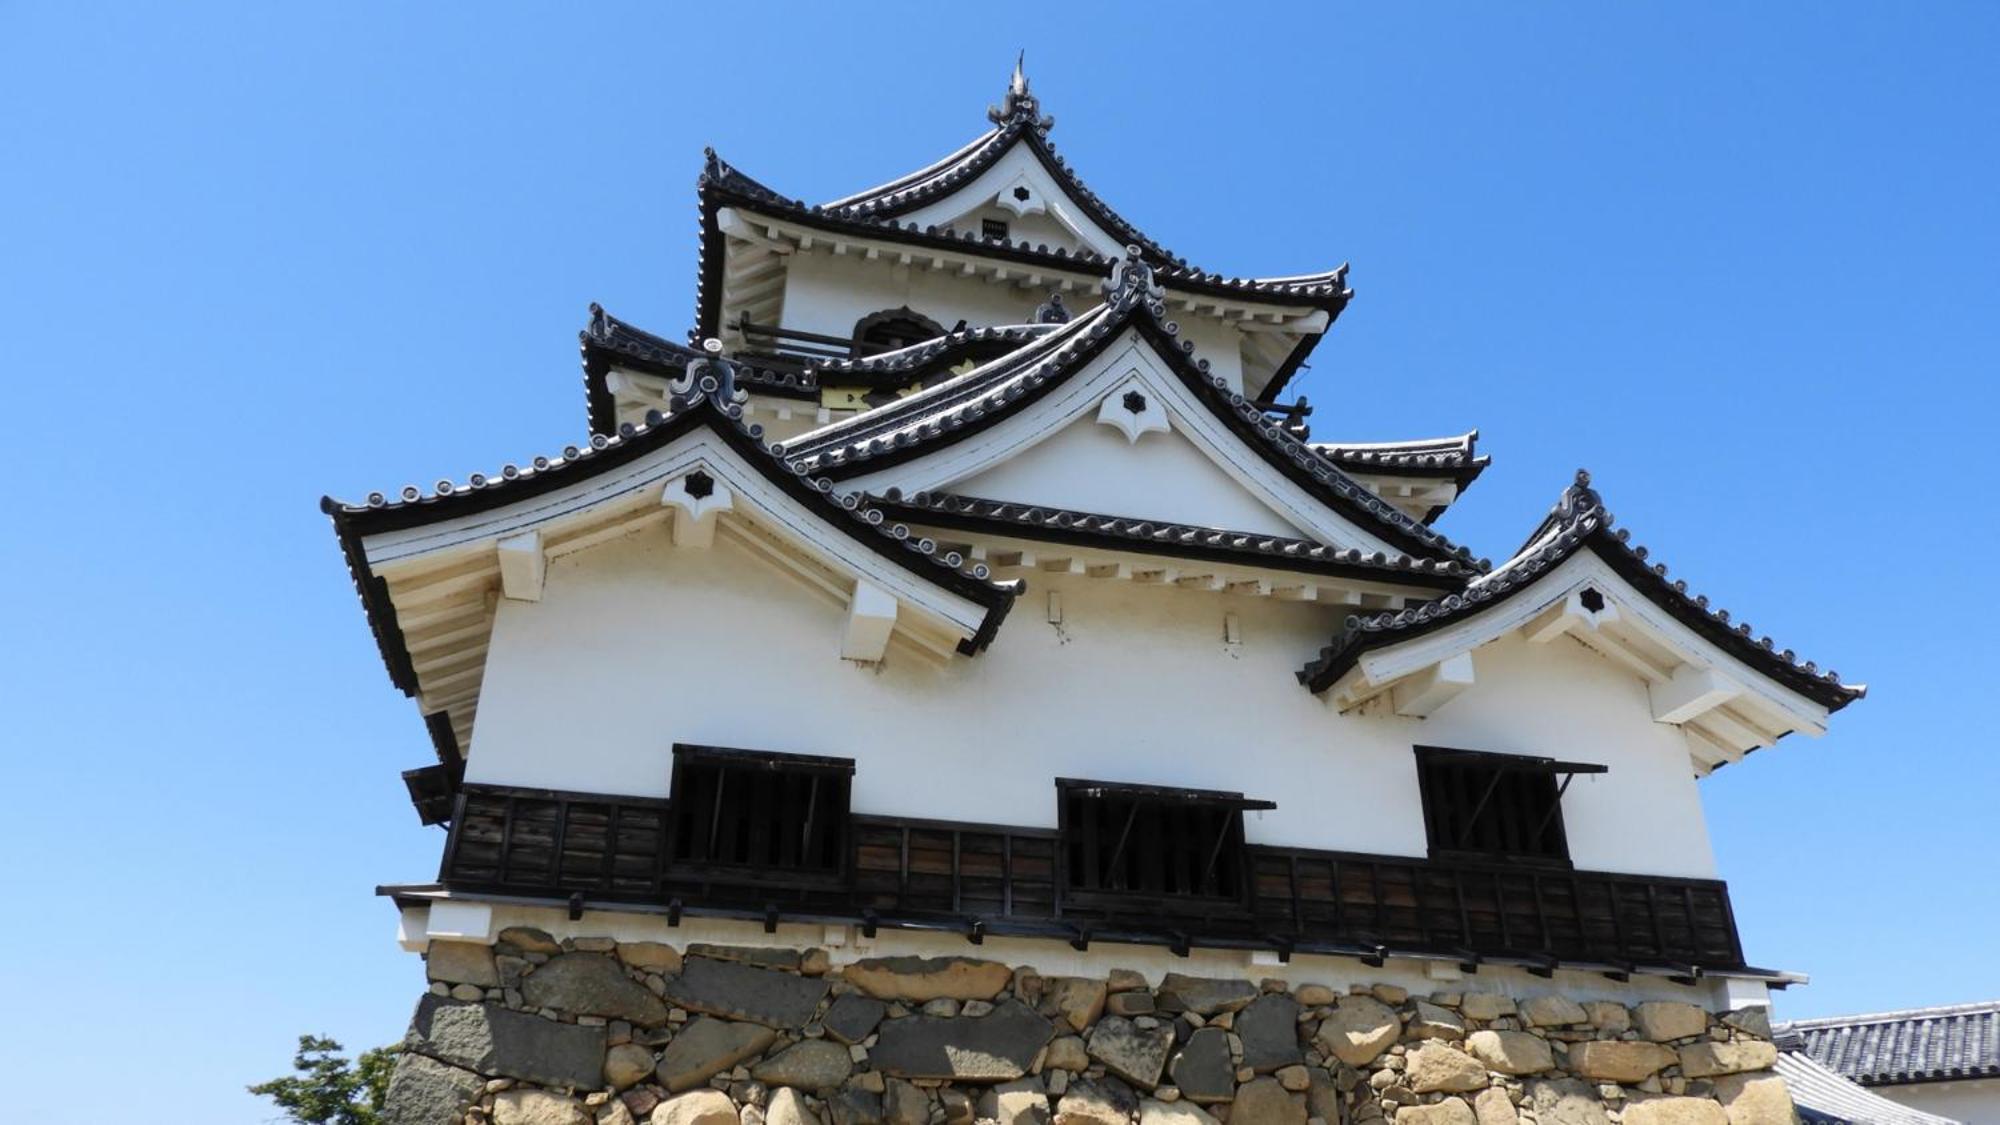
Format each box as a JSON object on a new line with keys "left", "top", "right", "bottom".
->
{"left": 876, "top": 491, "right": 1475, "bottom": 588}
{"left": 1296, "top": 469, "right": 1867, "bottom": 711}
{"left": 324, "top": 356, "right": 1023, "bottom": 696}
{"left": 771, "top": 253, "right": 1479, "bottom": 568}
{"left": 1778, "top": 1001, "right": 2000, "bottom": 1087}
{"left": 1776, "top": 1049, "right": 1965, "bottom": 1125}
{"left": 1313, "top": 431, "right": 1489, "bottom": 477}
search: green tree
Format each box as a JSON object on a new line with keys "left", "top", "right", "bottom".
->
{"left": 249, "top": 1035, "right": 398, "bottom": 1125}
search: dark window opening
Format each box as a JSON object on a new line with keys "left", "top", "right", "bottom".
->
{"left": 667, "top": 744, "right": 853, "bottom": 879}
{"left": 981, "top": 217, "right": 1010, "bottom": 241}
{"left": 1415, "top": 746, "right": 1603, "bottom": 865}
{"left": 1057, "top": 779, "right": 1273, "bottom": 904}
{"left": 851, "top": 307, "right": 946, "bottom": 358}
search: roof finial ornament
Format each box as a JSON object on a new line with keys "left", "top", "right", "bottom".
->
{"left": 1033, "top": 291, "right": 1070, "bottom": 324}
{"left": 1104, "top": 245, "right": 1165, "bottom": 308}
{"left": 988, "top": 51, "right": 1053, "bottom": 131}
{"left": 666, "top": 342, "right": 749, "bottom": 417}
{"left": 1554, "top": 468, "right": 1604, "bottom": 523}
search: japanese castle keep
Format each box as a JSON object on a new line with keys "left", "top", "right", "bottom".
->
{"left": 325, "top": 66, "right": 1865, "bottom": 1125}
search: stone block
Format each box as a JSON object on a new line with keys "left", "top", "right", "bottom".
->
{"left": 1316, "top": 995, "right": 1402, "bottom": 1066}
{"left": 1623, "top": 1097, "right": 1729, "bottom": 1125}
{"left": 871, "top": 998, "right": 1055, "bottom": 1082}
{"left": 1043, "top": 977, "right": 1109, "bottom": 1032}
{"left": 1473, "top": 1087, "right": 1519, "bottom": 1125}
{"left": 406, "top": 995, "right": 607, "bottom": 1090}
{"left": 1396, "top": 1096, "right": 1477, "bottom": 1125}
{"left": 1058, "top": 1076, "right": 1138, "bottom": 1124}
{"left": 1635, "top": 1003, "right": 1710, "bottom": 1043}
{"left": 648, "top": 1088, "right": 737, "bottom": 1125}
{"left": 1521, "top": 996, "right": 1588, "bottom": 1027}
{"left": 654, "top": 1016, "right": 777, "bottom": 1092}
{"left": 1409, "top": 1000, "right": 1468, "bottom": 1041}
{"left": 427, "top": 940, "right": 501, "bottom": 988}
{"left": 764, "top": 1088, "right": 814, "bottom": 1125}
{"left": 1585, "top": 1003, "right": 1631, "bottom": 1034}
{"left": 823, "top": 992, "right": 888, "bottom": 1045}
{"left": 1407, "top": 1042, "right": 1490, "bottom": 1093}
{"left": 884, "top": 1076, "right": 930, "bottom": 1125}
{"left": 604, "top": 1043, "right": 655, "bottom": 1090}
{"left": 1233, "top": 1076, "right": 1308, "bottom": 1124}
{"left": 494, "top": 1089, "right": 590, "bottom": 1125}
{"left": 751, "top": 1039, "right": 854, "bottom": 1090}
{"left": 498, "top": 926, "right": 563, "bottom": 955}
{"left": 1047, "top": 1034, "right": 1090, "bottom": 1071}
{"left": 1526, "top": 1079, "right": 1612, "bottom": 1125}
{"left": 1459, "top": 994, "right": 1516, "bottom": 1021}
{"left": 1156, "top": 973, "right": 1259, "bottom": 1016}
{"left": 1464, "top": 1029, "right": 1553, "bottom": 1075}
{"left": 1713, "top": 1072, "right": 1797, "bottom": 1125}
{"left": 1568, "top": 1041, "right": 1677, "bottom": 1083}
{"left": 380, "top": 1051, "right": 483, "bottom": 1125}
{"left": 1721, "top": 1008, "right": 1772, "bottom": 1040}
{"left": 1235, "top": 993, "right": 1304, "bottom": 1072}
{"left": 844, "top": 955, "right": 1013, "bottom": 1002}
{"left": 1678, "top": 1041, "right": 1777, "bottom": 1079}
{"left": 984, "top": 1077, "right": 1053, "bottom": 1124}
{"left": 1141, "top": 1098, "right": 1220, "bottom": 1124}
{"left": 617, "top": 942, "right": 683, "bottom": 974}
{"left": 685, "top": 944, "right": 800, "bottom": 971}
{"left": 523, "top": 953, "right": 670, "bottom": 1026}
{"left": 664, "top": 957, "right": 831, "bottom": 1030}
{"left": 1088, "top": 1015, "right": 1176, "bottom": 1089}
{"left": 1169, "top": 1026, "right": 1236, "bottom": 1104}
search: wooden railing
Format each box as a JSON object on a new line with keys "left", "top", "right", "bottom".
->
{"left": 436, "top": 783, "right": 1745, "bottom": 972}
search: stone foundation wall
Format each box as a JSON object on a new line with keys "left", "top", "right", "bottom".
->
{"left": 384, "top": 933, "right": 1794, "bottom": 1125}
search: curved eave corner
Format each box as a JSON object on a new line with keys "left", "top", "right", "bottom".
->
{"left": 321, "top": 368, "right": 1023, "bottom": 698}
{"left": 1298, "top": 471, "right": 1865, "bottom": 740}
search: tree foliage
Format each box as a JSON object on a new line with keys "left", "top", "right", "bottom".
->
{"left": 249, "top": 1035, "right": 398, "bottom": 1125}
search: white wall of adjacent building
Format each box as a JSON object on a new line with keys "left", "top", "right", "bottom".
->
{"left": 465, "top": 520, "right": 1719, "bottom": 880}
{"left": 1880, "top": 1079, "right": 2000, "bottom": 1124}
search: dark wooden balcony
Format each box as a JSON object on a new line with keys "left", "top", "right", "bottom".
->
{"left": 431, "top": 783, "right": 1748, "bottom": 978}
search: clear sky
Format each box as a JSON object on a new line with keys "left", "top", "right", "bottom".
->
{"left": 1, "top": 4, "right": 1995, "bottom": 1121}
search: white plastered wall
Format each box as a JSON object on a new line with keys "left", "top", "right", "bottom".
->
{"left": 951, "top": 415, "right": 1310, "bottom": 536}
{"left": 467, "top": 527, "right": 1718, "bottom": 880}
{"left": 1878, "top": 1079, "right": 2000, "bottom": 1124}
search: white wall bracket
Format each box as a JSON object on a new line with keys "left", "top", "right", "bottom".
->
{"left": 841, "top": 580, "right": 899, "bottom": 662}
{"left": 1095, "top": 373, "right": 1172, "bottom": 445}
{"left": 662, "top": 468, "right": 734, "bottom": 549}
{"left": 496, "top": 531, "right": 545, "bottom": 602}
{"left": 1392, "top": 652, "right": 1477, "bottom": 717}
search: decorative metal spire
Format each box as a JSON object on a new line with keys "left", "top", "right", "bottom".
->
{"left": 988, "top": 51, "right": 1053, "bottom": 131}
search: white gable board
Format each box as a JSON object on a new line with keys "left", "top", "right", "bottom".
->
{"left": 951, "top": 413, "right": 1310, "bottom": 537}
{"left": 892, "top": 142, "right": 1125, "bottom": 258}
{"left": 840, "top": 328, "right": 1408, "bottom": 555}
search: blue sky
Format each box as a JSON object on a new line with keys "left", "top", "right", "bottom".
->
{"left": 2, "top": 4, "right": 1995, "bottom": 1121}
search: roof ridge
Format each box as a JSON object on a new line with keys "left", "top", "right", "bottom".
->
{"left": 1778, "top": 1000, "right": 2000, "bottom": 1029}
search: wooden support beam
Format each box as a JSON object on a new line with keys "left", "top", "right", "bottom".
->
{"left": 1131, "top": 567, "right": 1180, "bottom": 585}
{"left": 1650, "top": 665, "right": 1744, "bottom": 724}
{"left": 495, "top": 532, "right": 545, "bottom": 602}
{"left": 1085, "top": 562, "right": 1132, "bottom": 580}
{"left": 840, "top": 581, "right": 898, "bottom": 662}
{"left": 1037, "top": 556, "right": 1083, "bottom": 574}
{"left": 1175, "top": 573, "right": 1225, "bottom": 591}
{"left": 1226, "top": 579, "right": 1272, "bottom": 598}
{"left": 1273, "top": 584, "right": 1319, "bottom": 602}
{"left": 1392, "top": 653, "right": 1477, "bottom": 718}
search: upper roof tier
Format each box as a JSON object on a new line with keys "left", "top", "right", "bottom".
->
{"left": 693, "top": 62, "right": 1352, "bottom": 403}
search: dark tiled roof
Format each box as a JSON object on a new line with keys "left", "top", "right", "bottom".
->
{"left": 324, "top": 352, "right": 1023, "bottom": 695}
{"left": 1314, "top": 431, "right": 1490, "bottom": 479}
{"left": 774, "top": 252, "right": 1478, "bottom": 568}
{"left": 1297, "top": 470, "right": 1867, "bottom": 711}
{"left": 812, "top": 323, "right": 1060, "bottom": 387}
{"left": 580, "top": 305, "right": 817, "bottom": 435}
{"left": 877, "top": 491, "right": 1474, "bottom": 589}
{"left": 1776, "top": 1050, "right": 1964, "bottom": 1125}
{"left": 1779, "top": 1002, "right": 2000, "bottom": 1087}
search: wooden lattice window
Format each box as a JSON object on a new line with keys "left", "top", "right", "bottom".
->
{"left": 1414, "top": 746, "right": 1604, "bottom": 866}
{"left": 1057, "top": 779, "right": 1273, "bottom": 905}
{"left": 667, "top": 745, "right": 853, "bottom": 880}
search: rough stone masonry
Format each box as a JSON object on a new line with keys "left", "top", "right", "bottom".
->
{"left": 384, "top": 933, "right": 1794, "bottom": 1125}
